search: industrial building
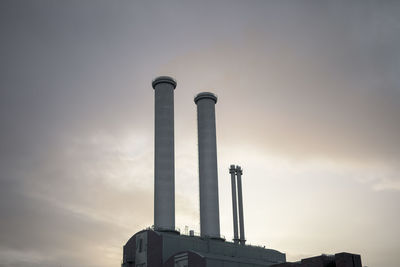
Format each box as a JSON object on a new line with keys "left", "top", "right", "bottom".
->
{"left": 121, "top": 76, "right": 363, "bottom": 267}
{"left": 272, "top": 253, "right": 362, "bottom": 267}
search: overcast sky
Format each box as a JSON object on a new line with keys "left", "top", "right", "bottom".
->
{"left": 1, "top": 1, "right": 399, "bottom": 267}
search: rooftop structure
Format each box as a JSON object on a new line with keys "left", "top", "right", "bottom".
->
{"left": 271, "top": 253, "right": 362, "bottom": 267}
{"left": 123, "top": 229, "right": 285, "bottom": 267}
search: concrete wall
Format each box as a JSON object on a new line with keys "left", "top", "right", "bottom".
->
{"left": 122, "top": 230, "right": 163, "bottom": 267}
{"left": 160, "top": 231, "right": 285, "bottom": 266}
{"left": 164, "top": 251, "right": 206, "bottom": 267}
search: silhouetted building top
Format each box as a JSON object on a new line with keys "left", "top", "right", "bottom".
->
{"left": 122, "top": 229, "right": 286, "bottom": 267}
{"left": 271, "top": 253, "right": 362, "bottom": 267}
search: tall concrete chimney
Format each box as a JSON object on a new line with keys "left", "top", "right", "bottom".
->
{"left": 152, "top": 76, "right": 176, "bottom": 231}
{"left": 230, "top": 165, "right": 239, "bottom": 244}
{"left": 194, "top": 92, "right": 220, "bottom": 238}
{"left": 236, "top": 166, "right": 246, "bottom": 244}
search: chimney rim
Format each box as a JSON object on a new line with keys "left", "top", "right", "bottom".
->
{"left": 152, "top": 76, "right": 177, "bottom": 89}
{"left": 194, "top": 92, "right": 217, "bottom": 104}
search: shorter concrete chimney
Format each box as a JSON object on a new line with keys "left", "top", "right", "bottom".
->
{"left": 195, "top": 92, "right": 221, "bottom": 239}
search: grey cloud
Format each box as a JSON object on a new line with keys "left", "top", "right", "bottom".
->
{"left": 0, "top": 133, "right": 154, "bottom": 266}
{"left": 1, "top": 1, "right": 399, "bottom": 267}
{"left": 163, "top": 1, "right": 400, "bottom": 162}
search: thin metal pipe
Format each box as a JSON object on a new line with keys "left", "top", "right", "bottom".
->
{"left": 230, "top": 165, "right": 239, "bottom": 244}
{"left": 236, "top": 166, "right": 246, "bottom": 245}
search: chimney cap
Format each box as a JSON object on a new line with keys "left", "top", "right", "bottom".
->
{"left": 152, "top": 76, "right": 177, "bottom": 89}
{"left": 194, "top": 92, "right": 217, "bottom": 104}
{"left": 236, "top": 166, "right": 243, "bottom": 174}
{"left": 229, "top": 164, "right": 236, "bottom": 173}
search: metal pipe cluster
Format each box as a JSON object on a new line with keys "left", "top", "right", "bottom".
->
{"left": 230, "top": 165, "right": 246, "bottom": 245}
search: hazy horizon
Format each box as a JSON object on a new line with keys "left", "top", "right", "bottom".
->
{"left": 1, "top": 1, "right": 399, "bottom": 267}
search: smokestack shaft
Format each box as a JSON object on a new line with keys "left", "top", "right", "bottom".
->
{"left": 195, "top": 92, "right": 220, "bottom": 238}
{"left": 152, "top": 76, "right": 177, "bottom": 231}
{"left": 230, "top": 165, "right": 239, "bottom": 243}
{"left": 237, "top": 166, "right": 246, "bottom": 244}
